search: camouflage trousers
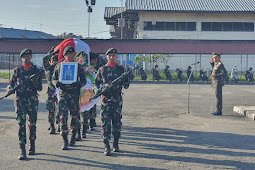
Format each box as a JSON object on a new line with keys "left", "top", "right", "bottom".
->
{"left": 46, "top": 94, "right": 60, "bottom": 124}
{"left": 101, "top": 96, "right": 123, "bottom": 143}
{"left": 58, "top": 93, "right": 80, "bottom": 136}
{"left": 15, "top": 95, "right": 39, "bottom": 144}
{"left": 79, "top": 105, "right": 96, "bottom": 130}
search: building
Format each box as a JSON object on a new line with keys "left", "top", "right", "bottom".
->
{"left": 0, "top": 28, "right": 57, "bottom": 69}
{"left": 105, "top": 0, "right": 255, "bottom": 40}
{"left": 104, "top": 0, "right": 255, "bottom": 73}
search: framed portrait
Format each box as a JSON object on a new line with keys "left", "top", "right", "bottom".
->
{"left": 59, "top": 62, "right": 78, "bottom": 84}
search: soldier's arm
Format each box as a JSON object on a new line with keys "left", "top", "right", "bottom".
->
{"left": 52, "top": 64, "right": 60, "bottom": 87}
{"left": 93, "top": 68, "right": 103, "bottom": 94}
{"left": 43, "top": 55, "right": 51, "bottom": 69}
{"left": 210, "top": 62, "right": 214, "bottom": 68}
{"left": 123, "top": 67, "right": 130, "bottom": 89}
{"left": 78, "top": 64, "right": 87, "bottom": 87}
{"left": 6, "top": 67, "right": 18, "bottom": 93}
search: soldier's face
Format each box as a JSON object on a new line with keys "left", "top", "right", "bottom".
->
{"left": 64, "top": 52, "right": 75, "bottom": 62}
{"left": 21, "top": 54, "right": 32, "bottom": 65}
{"left": 213, "top": 56, "right": 220, "bottom": 62}
{"left": 106, "top": 53, "right": 118, "bottom": 63}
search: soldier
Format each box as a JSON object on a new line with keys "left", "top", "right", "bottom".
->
{"left": 152, "top": 65, "right": 160, "bottom": 81}
{"left": 52, "top": 46, "right": 86, "bottom": 150}
{"left": 94, "top": 48, "right": 130, "bottom": 156}
{"left": 7, "top": 48, "right": 42, "bottom": 160}
{"left": 43, "top": 52, "right": 60, "bottom": 134}
{"left": 210, "top": 52, "right": 227, "bottom": 115}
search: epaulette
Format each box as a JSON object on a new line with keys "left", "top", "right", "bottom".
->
{"left": 217, "top": 62, "right": 222, "bottom": 66}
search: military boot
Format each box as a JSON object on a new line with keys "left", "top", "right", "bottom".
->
{"left": 113, "top": 137, "right": 119, "bottom": 152}
{"left": 28, "top": 141, "right": 35, "bottom": 155}
{"left": 69, "top": 131, "right": 76, "bottom": 146}
{"left": 104, "top": 140, "right": 111, "bottom": 156}
{"left": 18, "top": 144, "right": 27, "bottom": 160}
{"left": 62, "top": 135, "right": 68, "bottom": 150}
{"left": 49, "top": 123, "right": 56, "bottom": 134}
{"left": 76, "top": 128, "right": 82, "bottom": 141}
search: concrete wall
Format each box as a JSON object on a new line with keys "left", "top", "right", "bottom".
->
{"left": 137, "top": 12, "right": 255, "bottom": 40}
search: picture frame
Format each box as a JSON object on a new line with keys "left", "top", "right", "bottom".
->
{"left": 59, "top": 62, "right": 78, "bottom": 84}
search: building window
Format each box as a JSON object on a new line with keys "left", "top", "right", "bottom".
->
{"left": 155, "top": 22, "right": 165, "bottom": 30}
{"left": 201, "top": 22, "right": 212, "bottom": 31}
{"left": 187, "top": 22, "right": 196, "bottom": 31}
{"left": 144, "top": 21, "right": 196, "bottom": 31}
{"left": 202, "top": 22, "right": 254, "bottom": 32}
{"left": 144, "top": 21, "right": 154, "bottom": 30}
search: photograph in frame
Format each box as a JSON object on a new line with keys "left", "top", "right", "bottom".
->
{"left": 59, "top": 62, "right": 78, "bottom": 84}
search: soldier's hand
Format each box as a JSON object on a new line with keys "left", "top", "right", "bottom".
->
{"left": 211, "top": 74, "right": 216, "bottom": 77}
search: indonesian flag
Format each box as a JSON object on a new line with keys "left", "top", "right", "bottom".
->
{"left": 54, "top": 38, "right": 91, "bottom": 65}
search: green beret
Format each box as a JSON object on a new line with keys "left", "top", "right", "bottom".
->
{"left": 75, "top": 51, "right": 86, "bottom": 58}
{"left": 105, "top": 48, "right": 117, "bottom": 55}
{"left": 63, "top": 46, "right": 75, "bottom": 56}
{"left": 19, "top": 48, "right": 32, "bottom": 58}
{"left": 90, "top": 52, "right": 99, "bottom": 60}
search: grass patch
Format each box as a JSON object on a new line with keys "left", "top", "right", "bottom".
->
{"left": 0, "top": 72, "right": 11, "bottom": 79}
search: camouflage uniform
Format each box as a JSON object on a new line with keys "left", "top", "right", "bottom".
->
{"left": 52, "top": 62, "right": 86, "bottom": 137}
{"left": 7, "top": 63, "right": 42, "bottom": 144}
{"left": 211, "top": 61, "right": 227, "bottom": 114}
{"left": 94, "top": 63, "right": 129, "bottom": 144}
{"left": 43, "top": 55, "right": 59, "bottom": 128}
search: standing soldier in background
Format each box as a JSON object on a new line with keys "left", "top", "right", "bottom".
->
{"left": 52, "top": 46, "right": 86, "bottom": 150}
{"left": 210, "top": 52, "right": 227, "bottom": 116}
{"left": 94, "top": 48, "right": 130, "bottom": 156}
{"left": 43, "top": 48, "right": 60, "bottom": 134}
{"left": 6, "top": 48, "right": 42, "bottom": 160}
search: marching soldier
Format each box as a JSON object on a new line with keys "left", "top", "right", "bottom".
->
{"left": 7, "top": 48, "right": 42, "bottom": 160}
{"left": 210, "top": 52, "right": 227, "bottom": 115}
{"left": 43, "top": 50, "right": 60, "bottom": 134}
{"left": 52, "top": 46, "right": 86, "bottom": 150}
{"left": 93, "top": 48, "right": 130, "bottom": 156}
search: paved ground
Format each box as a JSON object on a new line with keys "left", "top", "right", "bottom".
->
{"left": 1, "top": 79, "right": 255, "bottom": 170}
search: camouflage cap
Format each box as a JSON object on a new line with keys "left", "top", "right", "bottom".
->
{"left": 105, "top": 48, "right": 117, "bottom": 55}
{"left": 75, "top": 51, "right": 86, "bottom": 58}
{"left": 63, "top": 46, "right": 75, "bottom": 56}
{"left": 19, "top": 48, "right": 32, "bottom": 58}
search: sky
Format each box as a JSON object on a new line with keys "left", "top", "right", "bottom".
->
{"left": 0, "top": 0, "right": 122, "bottom": 39}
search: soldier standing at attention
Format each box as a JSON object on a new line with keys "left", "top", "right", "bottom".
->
{"left": 94, "top": 48, "right": 130, "bottom": 156}
{"left": 210, "top": 52, "right": 227, "bottom": 116}
{"left": 52, "top": 46, "right": 86, "bottom": 150}
{"left": 43, "top": 51, "right": 60, "bottom": 134}
{"left": 7, "top": 48, "right": 42, "bottom": 160}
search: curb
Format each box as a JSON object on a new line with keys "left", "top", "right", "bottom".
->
{"left": 233, "top": 106, "right": 255, "bottom": 120}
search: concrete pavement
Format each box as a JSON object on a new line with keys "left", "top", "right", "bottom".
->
{"left": 1, "top": 79, "right": 255, "bottom": 169}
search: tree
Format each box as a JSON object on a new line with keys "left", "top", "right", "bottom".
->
{"left": 57, "top": 32, "right": 84, "bottom": 39}
{"left": 151, "top": 54, "right": 173, "bottom": 66}
{"left": 134, "top": 54, "right": 149, "bottom": 65}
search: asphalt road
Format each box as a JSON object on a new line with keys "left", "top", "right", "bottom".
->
{"left": 1, "top": 79, "right": 255, "bottom": 170}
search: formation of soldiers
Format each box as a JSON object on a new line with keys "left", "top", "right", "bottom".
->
{"left": 7, "top": 46, "right": 130, "bottom": 160}
{"left": 6, "top": 45, "right": 225, "bottom": 160}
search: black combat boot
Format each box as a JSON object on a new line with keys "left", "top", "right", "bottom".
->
{"left": 76, "top": 128, "right": 82, "bottom": 141}
{"left": 28, "top": 141, "right": 35, "bottom": 155}
{"left": 18, "top": 144, "right": 27, "bottom": 160}
{"left": 69, "top": 131, "right": 76, "bottom": 146}
{"left": 104, "top": 140, "right": 111, "bottom": 156}
{"left": 82, "top": 126, "right": 87, "bottom": 138}
{"left": 62, "top": 135, "right": 68, "bottom": 150}
{"left": 49, "top": 123, "right": 56, "bottom": 134}
{"left": 113, "top": 137, "right": 119, "bottom": 152}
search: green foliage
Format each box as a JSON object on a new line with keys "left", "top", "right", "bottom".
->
{"left": 57, "top": 32, "right": 84, "bottom": 39}
{"left": 0, "top": 72, "right": 11, "bottom": 79}
{"left": 134, "top": 55, "right": 149, "bottom": 64}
